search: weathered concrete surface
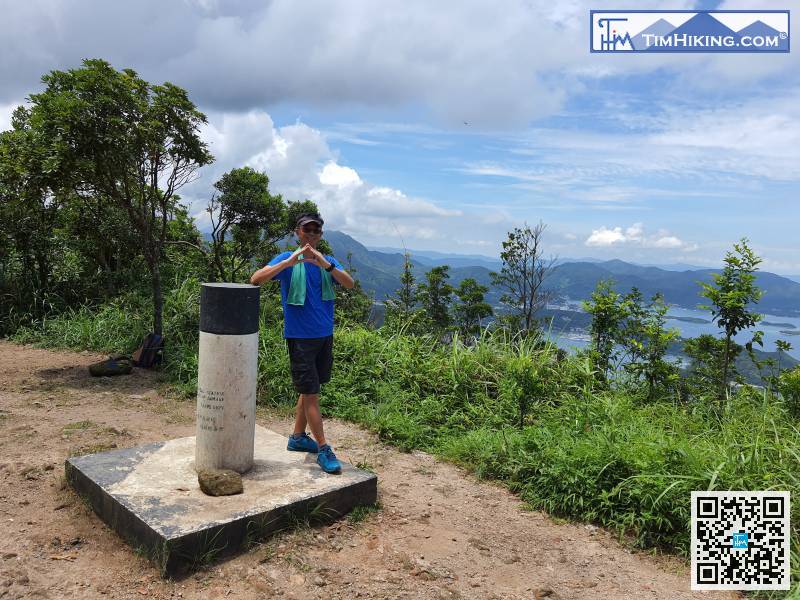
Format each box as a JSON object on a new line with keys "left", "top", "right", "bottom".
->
{"left": 195, "top": 331, "right": 258, "bottom": 474}
{"left": 66, "top": 426, "right": 377, "bottom": 576}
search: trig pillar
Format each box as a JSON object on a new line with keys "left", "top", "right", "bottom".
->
{"left": 195, "top": 283, "right": 260, "bottom": 473}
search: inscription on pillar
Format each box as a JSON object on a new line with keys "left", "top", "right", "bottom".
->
{"left": 197, "top": 387, "right": 225, "bottom": 432}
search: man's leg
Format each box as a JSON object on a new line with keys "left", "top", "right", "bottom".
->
{"left": 301, "top": 393, "right": 327, "bottom": 448}
{"left": 292, "top": 394, "right": 307, "bottom": 435}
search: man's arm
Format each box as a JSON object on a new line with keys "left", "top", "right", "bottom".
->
{"left": 250, "top": 247, "right": 304, "bottom": 286}
{"left": 302, "top": 246, "right": 355, "bottom": 289}
{"left": 327, "top": 261, "right": 355, "bottom": 289}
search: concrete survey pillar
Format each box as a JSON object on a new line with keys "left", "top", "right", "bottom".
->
{"left": 195, "top": 283, "right": 260, "bottom": 474}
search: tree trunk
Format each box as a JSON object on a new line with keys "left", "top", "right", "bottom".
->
{"left": 151, "top": 260, "right": 163, "bottom": 337}
{"left": 721, "top": 335, "right": 731, "bottom": 401}
{"left": 98, "top": 249, "right": 115, "bottom": 298}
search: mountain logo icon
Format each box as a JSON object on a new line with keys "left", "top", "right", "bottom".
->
{"left": 591, "top": 10, "right": 790, "bottom": 54}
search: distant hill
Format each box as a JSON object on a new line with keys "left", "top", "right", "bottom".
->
{"left": 322, "top": 231, "right": 800, "bottom": 317}
{"left": 325, "top": 231, "right": 500, "bottom": 303}
{"left": 540, "top": 308, "right": 798, "bottom": 386}
{"left": 367, "top": 246, "right": 502, "bottom": 270}
{"left": 547, "top": 260, "right": 800, "bottom": 318}
{"left": 638, "top": 262, "right": 709, "bottom": 272}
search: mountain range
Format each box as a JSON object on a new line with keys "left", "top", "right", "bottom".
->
{"left": 322, "top": 231, "right": 800, "bottom": 318}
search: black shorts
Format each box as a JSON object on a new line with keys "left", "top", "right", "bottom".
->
{"left": 286, "top": 336, "right": 334, "bottom": 394}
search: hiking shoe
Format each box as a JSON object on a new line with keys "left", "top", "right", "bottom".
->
{"left": 287, "top": 432, "right": 319, "bottom": 453}
{"left": 316, "top": 444, "right": 342, "bottom": 474}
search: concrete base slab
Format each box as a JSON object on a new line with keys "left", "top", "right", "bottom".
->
{"left": 66, "top": 426, "right": 377, "bottom": 576}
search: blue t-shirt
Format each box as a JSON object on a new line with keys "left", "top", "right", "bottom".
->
{"left": 268, "top": 251, "right": 342, "bottom": 339}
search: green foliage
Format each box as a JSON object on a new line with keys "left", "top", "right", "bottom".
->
{"left": 15, "top": 58, "right": 213, "bottom": 335}
{"left": 618, "top": 290, "right": 680, "bottom": 399}
{"left": 347, "top": 502, "right": 382, "bottom": 524}
{"left": 453, "top": 277, "right": 493, "bottom": 339}
{"left": 699, "top": 238, "right": 764, "bottom": 400}
{"left": 334, "top": 253, "right": 374, "bottom": 327}
{"left": 490, "top": 221, "right": 554, "bottom": 333}
{"left": 775, "top": 339, "right": 794, "bottom": 382}
{"left": 779, "top": 366, "right": 800, "bottom": 419}
{"left": 582, "top": 280, "right": 626, "bottom": 382}
{"left": 683, "top": 334, "right": 740, "bottom": 400}
{"left": 383, "top": 252, "right": 429, "bottom": 335}
{"left": 417, "top": 265, "right": 453, "bottom": 333}
{"left": 206, "top": 167, "right": 294, "bottom": 283}
{"left": 583, "top": 282, "right": 679, "bottom": 399}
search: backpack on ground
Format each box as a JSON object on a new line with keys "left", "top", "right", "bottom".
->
{"left": 132, "top": 333, "right": 163, "bottom": 368}
{"left": 89, "top": 353, "right": 133, "bottom": 377}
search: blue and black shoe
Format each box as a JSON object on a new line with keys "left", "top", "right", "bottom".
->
{"left": 316, "top": 444, "right": 342, "bottom": 474}
{"left": 287, "top": 432, "right": 319, "bottom": 453}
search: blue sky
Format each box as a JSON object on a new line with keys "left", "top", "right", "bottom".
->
{"left": 1, "top": 0, "right": 798, "bottom": 273}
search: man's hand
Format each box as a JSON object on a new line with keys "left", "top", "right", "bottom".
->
{"left": 285, "top": 245, "right": 308, "bottom": 267}
{"left": 301, "top": 244, "right": 332, "bottom": 270}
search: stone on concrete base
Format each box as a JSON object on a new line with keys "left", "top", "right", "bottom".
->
{"left": 66, "top": 426, "right": 377, "bottom": 576}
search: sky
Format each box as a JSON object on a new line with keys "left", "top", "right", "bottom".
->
{"left": 1, "top": 0, "right": 798, "bottom": 274}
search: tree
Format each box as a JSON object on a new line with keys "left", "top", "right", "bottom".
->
{"left": 684, "top": 334, "right": 739, "bottom": 399}
{"left": 619, "top": 290, "right": 679, "bottom": 399}
{"left": 418, "top": 265, "right": 454, "bottom": 331}
{"left": 582, "top": 279, "right": 627, "bottom": 383}
{"left": 699, "top": 238, "right": 764, "bottom": 400}
{"left": 491, "top": 221, "right": 555, "bottom": 333}
{"left": 453, "top": 278, "right": 493, "bottom": 339}
{"left": 384, "top": 252, "right": 421, "bottom": 330}
{"left": 204, "top": 167, "right": 286, "bottom": 282}
{"left": 776, "top": 340, "right": 793, "bottom": 375}
{"left": 20, "top": 59, "right": 213, "bottom": 336}
{"left": 395, "top": 252, "right": 417, "bottom": 313}
{"left": 0, "top": 108, "right": 66, "bottom": 324}
{"left": 778, "top": 365, "right": 800, "bottom": 418}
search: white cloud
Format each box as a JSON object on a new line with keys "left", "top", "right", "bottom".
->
{"left": 319, "top": 162, "right": 361, "bottom": 187}
{"left": 7, "top": 0, "right": 795, "bottom": 129}
{"left": 187, "top": 109, "right": 468, "bottom": 246}
{"left": 586, "top": 227, "right": 626, "bottom": 246}
{"left": 0, "top": 103, "right": 20, "bottom": 132}
{"left": 651, "top": 235, "right": 682, "bottom": 249}
{"left": 585, "top": 223, "right": 687, "bottom": 249}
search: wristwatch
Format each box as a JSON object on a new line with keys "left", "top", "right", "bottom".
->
{"left": 325, "top": 262, "right": 336, "bottom": 272}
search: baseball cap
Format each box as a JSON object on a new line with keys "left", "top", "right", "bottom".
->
{"left": 295, "top": 213, "right": 324, "bottom": 228}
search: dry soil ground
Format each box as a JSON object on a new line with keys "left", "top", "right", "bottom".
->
{"left": 0, "top": 340, "right": 741, "bottom": 599}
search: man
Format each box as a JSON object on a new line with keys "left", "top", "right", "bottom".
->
{"left": 250, "top": 213, "right": 355, "bottom": 474}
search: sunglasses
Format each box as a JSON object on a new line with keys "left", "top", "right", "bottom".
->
{"left": 301, "top": 225, "right": 322, "bottom": 234}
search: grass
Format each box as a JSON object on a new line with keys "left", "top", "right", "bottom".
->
{"left": 347, "top": 502, "right": 382, "bottom": 524}
{"left": 62, "top": 420, "right": 96, "bottom": 435}
{"left": 68, "top": 442, "right": 118, "bottom": 457}
{"left": 11, "top": 288, "right": 800, "bottom": 595}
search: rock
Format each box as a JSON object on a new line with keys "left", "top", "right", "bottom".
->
{"left": 198, "top": 469, "right": 243, "bottom": 496}
{"left": 312, "top": 576, "right": 326, "bottom": 587}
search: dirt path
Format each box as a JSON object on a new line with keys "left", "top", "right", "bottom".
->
{"left": 0, "top": 340, "right": 739, "bottom": 599}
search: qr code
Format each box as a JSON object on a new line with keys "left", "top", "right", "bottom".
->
{"left": 691, "top": 491, "right": 790, "bottom": 590}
